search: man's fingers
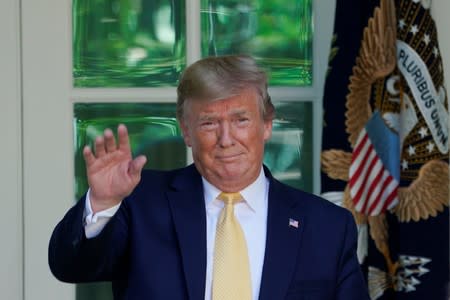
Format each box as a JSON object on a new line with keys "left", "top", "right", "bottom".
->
{"left": 118, "top": 124, "right": 131, "bottom": 152}
{"left": 129, "top": 155, "right": 147, "bottom": 177}
{"left": 104, "top": 129, "right": 117, "bottom": 153}
{"left": 95, "top": 136, "right": 106, "bottom": 157}
{"left": 83, "top": 145, "right": 96, "bottom": 166}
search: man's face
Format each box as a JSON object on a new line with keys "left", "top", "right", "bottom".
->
{"left": 180, "top": 89, "right": 272, "bottom": 192}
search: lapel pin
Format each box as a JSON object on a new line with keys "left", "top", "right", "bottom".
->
{"left": 289, "top": 218, "right": 299, "bottom": 228}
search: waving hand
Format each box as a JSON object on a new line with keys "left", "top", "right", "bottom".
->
{"left": 83, "top": 124, "right": 147, "bottom": 213}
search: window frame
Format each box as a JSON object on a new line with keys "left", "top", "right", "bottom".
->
{"left": 70, "top": 0, "right": 335, "bottom": 195}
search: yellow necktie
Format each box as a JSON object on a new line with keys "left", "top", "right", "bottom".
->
{"left": 212, "top": 192, "right": 252, "bottom": 300}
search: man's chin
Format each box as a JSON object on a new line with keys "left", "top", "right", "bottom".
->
{"left": 217, "top": 166, "right": 252, "bottom": 183}
{"left": 205, "top": 166, "right": 258, "bottom": 191}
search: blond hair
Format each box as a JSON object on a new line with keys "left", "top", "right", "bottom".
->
{"left": 177, "top": 55, "right": 274, "bottom": 121}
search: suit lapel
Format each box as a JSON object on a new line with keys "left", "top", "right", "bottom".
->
{"left": 258, "top": 176, "right": 306, "bottom": 300}
{"left": 167, "top": 165, "right": 207, "bottom": 300}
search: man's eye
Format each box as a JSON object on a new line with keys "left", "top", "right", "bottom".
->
{"left": 200, "top": 121, "right": 216, "bottom": 129}
{"left": 237, "top": 118, "right": 250, "bottom": 125}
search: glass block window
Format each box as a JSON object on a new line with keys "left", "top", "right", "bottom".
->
{"left": 73, "top": 0, "right": 186, "bottom": 87}
{"left": 74, "top": 103, "right": 186, "bottom": 199}
{"left": 265, "top": 101, "right": 313, "bottom": 192}
{"left": 200, "top": 0, "right": 313, "bottom": 86}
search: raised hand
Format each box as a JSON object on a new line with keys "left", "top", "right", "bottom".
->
{"left": 83, "top": 124, "right": 147, "bottom": 213}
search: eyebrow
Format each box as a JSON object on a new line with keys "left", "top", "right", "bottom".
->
{"left": 229, "top": 109, "right": 249, "bottom": 116}
{"left": 198, "top": 114, "right": 218, "bottom": 122}
{"left": 197, "top": 108, "right": 252, "bottom": 121}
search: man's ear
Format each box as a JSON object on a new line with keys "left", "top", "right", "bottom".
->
{"left": 179, "top": 119, "right": 192, "bottom": 147}
{"left": 263, "top": 119, "right": 273, "bottom": 141}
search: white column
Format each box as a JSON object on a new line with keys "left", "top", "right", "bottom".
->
{"left": 0, "top": 0, "right": 23, "bottom": 299}
{"left": 22, "top": 0, "right": 74, "bottom": 299}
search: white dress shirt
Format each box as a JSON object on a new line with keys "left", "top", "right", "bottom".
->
{"left": 84, "top": 168, "right": 269, "bottom": 300}
{"left": 202, "top": 169, "right": 268, "bottom": 300}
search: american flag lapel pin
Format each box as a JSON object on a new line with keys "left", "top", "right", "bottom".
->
{"left": 289, "top": 218, "right": 299, "bottom": 228}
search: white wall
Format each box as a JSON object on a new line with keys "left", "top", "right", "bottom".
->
{"left": 21, "top": 0, "right": 74, "bottom": 298}
{"left": 0, "top": 0, "right": 23, "bottom": 299}
{"left": 433, "top": 0, "right": 450, "bottom": 92}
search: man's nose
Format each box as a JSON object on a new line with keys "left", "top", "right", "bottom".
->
{"left": 218, "top": 122, "right": 234, "bottom": 147}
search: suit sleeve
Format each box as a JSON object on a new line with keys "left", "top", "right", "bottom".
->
{"left": 48, "top": 195, "right": 130, "bottom": 283}
{"left": 335, "top": 211, "right": 370, "bottom": 300}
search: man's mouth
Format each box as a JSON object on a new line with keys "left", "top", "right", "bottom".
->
{"left": 216, "top": 153, "right": 242, "bottom": 162}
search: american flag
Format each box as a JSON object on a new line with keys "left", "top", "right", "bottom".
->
{"left": 289, "top": 218, "right": 299, "bottom": 228}
{"left": 349, "top": 112, "right": 400, "bottom": 216}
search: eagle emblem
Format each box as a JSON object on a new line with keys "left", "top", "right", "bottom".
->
{"left": 321, "top": 0, "right": 449, "bottom": 298}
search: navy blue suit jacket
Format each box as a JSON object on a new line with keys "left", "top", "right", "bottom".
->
{"left": 49, "top": 165, "right": 369, "bottom": 299}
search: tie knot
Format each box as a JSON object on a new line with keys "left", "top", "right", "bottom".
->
{"left": 217, "top": 192, "right": 243, "bottom": 205}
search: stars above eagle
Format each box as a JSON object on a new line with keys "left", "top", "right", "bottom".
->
{"left": 410, "top": 25, "right": 419, "bottom": 35}
{"left": 407, "top": 145, "right": 416, "bottom": 156}
{"left": 426, "top": 142, "right": 435, "bottom": 153}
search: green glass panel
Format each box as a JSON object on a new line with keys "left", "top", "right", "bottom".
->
{"left": 73, "top": 0, "right": 186, "bottom": 87}
{"left": 201, "top": 0, "right": 313, "bottom": 86}
{"left": 265, "top": 101, "right": 313, "bottom": 192}
{"left": 74, "top": 103, "right": 185, "bottom": 199}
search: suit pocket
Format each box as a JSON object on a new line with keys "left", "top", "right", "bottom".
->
{"left": 285, "top": 280, "right": 332, "bottom": 300}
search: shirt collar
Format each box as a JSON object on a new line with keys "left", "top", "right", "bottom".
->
{"left": 202, "top": 167, "right": 267, "bottom": 212}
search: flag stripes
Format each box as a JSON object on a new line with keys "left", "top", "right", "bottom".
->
{"left": 349, "top": 127, "right": 399, "bottom": 215}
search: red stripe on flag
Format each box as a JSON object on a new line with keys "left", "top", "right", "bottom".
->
{"left": 359, "top": 161, "right": 384, "bottom": 214}
{"left": 349, "top": 142, "right": 374, "bottom": 188}
{"left": 362, "top": 166, "right": 384, "bottom": 212}
{"left": 380, "top": 184, "right": 398, "bottom": 213}
{"left": 351, "top": 133, "right": 369, "bottom": 160}
{"left": 352, "top": 153, "right": 379, "bottom": 212}
{"left": 367, "top": 175, "right": 394, "bottom": 214}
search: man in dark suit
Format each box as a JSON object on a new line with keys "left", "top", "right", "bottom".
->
{"left": 49, "top": 55, "right": 370, "bottom": 299}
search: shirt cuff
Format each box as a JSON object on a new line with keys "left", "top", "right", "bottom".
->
{"left": 83, "top": 189, "right": 121, "bottom": 238}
